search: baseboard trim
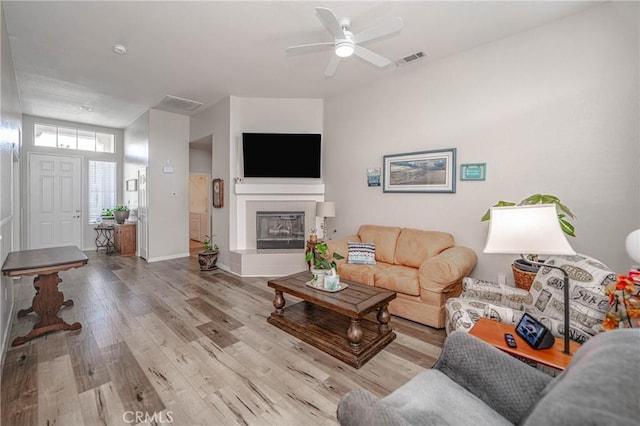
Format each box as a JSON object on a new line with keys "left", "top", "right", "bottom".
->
{"left": 146, "top": 252, "right": 190, "bottom": 263}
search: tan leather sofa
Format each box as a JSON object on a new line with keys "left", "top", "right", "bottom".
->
{"left": 326, "top": 225, "right": 477, "bottom": 328}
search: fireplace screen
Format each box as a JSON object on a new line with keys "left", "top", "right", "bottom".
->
{"left": 256, "top": 211, "right": 305, "bottom": 249}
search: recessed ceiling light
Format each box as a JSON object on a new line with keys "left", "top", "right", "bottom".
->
{"left": 113, "top": 44, "right": 127, "bottom": 55}
{"left": 79, "top": 106, "right": 92, "bottom": 112}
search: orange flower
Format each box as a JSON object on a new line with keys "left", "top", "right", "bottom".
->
{"left": 602, "top": 316, "right": 619, "bottom": 330}
{"left": 601, "top": 274, "right": 639, "bottom": 331}
{"left": 614, "top": 275, "right": 636, "bottom": 292}
{"left": 627, "top": 308, "right": 640, "bottom": 318}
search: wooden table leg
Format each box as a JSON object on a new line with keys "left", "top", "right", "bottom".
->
{"left": 12, "top": 272, "right": 82, "bottom": 347}
{"left": 347, "top": 318, "right": 363, "bottom": 350}
{"left": 273, "top": 290, "right": 285, "bottom": 315}
{"left": 377, "top": 304, "right": 391, "bottom": 333}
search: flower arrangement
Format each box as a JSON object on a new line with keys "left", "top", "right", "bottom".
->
{"left": 305, "top": 242, "right": 344, "bottom": 270}
{"left": 601, "top": 274, "right": 640, "bottom": 330}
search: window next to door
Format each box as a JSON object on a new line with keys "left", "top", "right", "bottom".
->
{"left": 88, "top": 160, "right": 116, "bottom": 224}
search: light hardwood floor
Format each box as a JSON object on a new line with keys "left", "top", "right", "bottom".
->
{"left": 1, "top": 249, "right": 446, "bottom": 426}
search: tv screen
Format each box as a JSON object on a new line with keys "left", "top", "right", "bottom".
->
{"left": 242, "top": 133, "right": 321, "bottom": 178}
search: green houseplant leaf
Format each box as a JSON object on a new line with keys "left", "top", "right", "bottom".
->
{"left": 305, "top": 242, "right": 344, "bottom": 270}
{"left": 481, "top": 193, "right": 576, "bottom": 237}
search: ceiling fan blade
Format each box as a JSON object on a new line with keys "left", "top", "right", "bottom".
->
{"left": 353, "top": 17, "right": 403, "bottom": 44}
{"left": 315, "top": 7, "right": 345, "bottom": 39}
{"left": 324, "top": 55, "right": 341, "bottom": 78}
{"left": 354, "top": 45, "right": 392, "bottom": 67}
{"left": 286, "top": 42, "right": 334, "bottom": 55}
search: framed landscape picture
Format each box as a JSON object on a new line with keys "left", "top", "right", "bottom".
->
{"left": 383, "top": 148, "right": 456, "bottom": 193}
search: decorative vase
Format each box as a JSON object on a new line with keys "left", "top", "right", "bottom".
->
{"left": 198, "top": 251, "right": 219, "bottom": 271}
{"left": 512, "top": 260, "right": 538, "bottom": 291}
{"left": 114, "top": 210, "right": 129, "bottom": 224}
{"left": 310, "top": 268, "right": 330, "bottom": 287}
{"left": 101, "top": 216, "right": 115, "bottom": 226}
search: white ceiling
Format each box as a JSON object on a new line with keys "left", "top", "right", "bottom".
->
{"left": 3, "top": 1, "right": 604, "bottom": 130}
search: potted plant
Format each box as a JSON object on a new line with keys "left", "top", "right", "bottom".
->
{"left": 198, "top": 235, "right": 219, "bottom": 271}
{"left": 305, "top": 242, "right": 344, "bottom": 286}
{"left": 101, "top": 208, "right": 115, "bottom": 226}
{"left": 113, "top": 205, "right": 130, "bottom": 224}
{"left": 481, "top": 193, "right": 576, "bottom": 289}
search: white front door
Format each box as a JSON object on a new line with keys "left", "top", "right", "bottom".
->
{"left": 29, "top": 153, "right": 82, "bottom": 249}
{"left": 137, "top": 167, "right": 149, "bottom": 259}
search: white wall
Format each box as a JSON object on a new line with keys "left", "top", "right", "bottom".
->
{"left": 235, "top": 97, "right": 324, "bottom": 184}
{"left": 0, "top": 3, "right": 22, "bottom": 358}
{"left": 21, "top": 115, "right": 124, "bottom": 251}
{"left": 323, "top": 2, "right": 639, "bottom": 280}
{"left": 190, "top": 97, "right": 232, "bottom": 269}
{"left": 147, "top": 109, "right": 190, "bottom": 261}
{"left": 123, "top": 110, "right": 149, "bottom": 209}
{"left": 189, "top": 148, "right": 212, "bottom": 174}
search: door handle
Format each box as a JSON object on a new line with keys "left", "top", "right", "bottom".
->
{"left": 73, "top": 215, "right": 80, "bottom": 218}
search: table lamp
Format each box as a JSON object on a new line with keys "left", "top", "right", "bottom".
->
{"left": 483, "top": 204, "right": 576, "bottom": 355}
{"left": 626, "top": 229, "right": 640, "bottom": 264}
{"left": 316, "top": 201, "right": 336, "bottom": 240}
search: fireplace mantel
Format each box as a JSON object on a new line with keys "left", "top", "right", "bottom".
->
{"left": 230, "top": 182, "right": 326, "bottom": 276}
{"left": 235, "top": 183, "right": 325, "bottom": 195}
{"left": 233, "top": 182, "right": 326, "bottom": 253}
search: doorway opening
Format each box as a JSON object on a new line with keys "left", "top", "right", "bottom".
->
{"left": 188, "top": 135, "right": 213, "bottom": 256}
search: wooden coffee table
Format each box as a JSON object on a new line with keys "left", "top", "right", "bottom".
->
{"left": 267, "top": 271, "right": 397, "bottom": 368}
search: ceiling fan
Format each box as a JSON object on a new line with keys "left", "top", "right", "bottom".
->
{"left": 286, "top": 7, "right": 403, "bottom": 78}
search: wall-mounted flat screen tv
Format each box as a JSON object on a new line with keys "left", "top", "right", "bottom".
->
{"left": 242, "top": 133, "right": 321, "bottom": 178}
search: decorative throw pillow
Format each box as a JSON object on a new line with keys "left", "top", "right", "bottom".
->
{"left": 348, "top": 242, "right": 376, "bottom": 265}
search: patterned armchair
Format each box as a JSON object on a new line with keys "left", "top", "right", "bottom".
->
{"left": 445, "top": 254, "right": 616, "bottom": 344}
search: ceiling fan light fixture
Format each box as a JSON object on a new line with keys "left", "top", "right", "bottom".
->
{"left": 334, "top": 40, "right": 354, "bottom": 58}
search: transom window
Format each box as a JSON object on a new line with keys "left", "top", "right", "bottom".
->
{"left": 34, "top": 123, "right": 115, "bottom": 153}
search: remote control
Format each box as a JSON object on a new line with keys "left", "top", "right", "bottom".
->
{"left": 505, "top": 333, "right": 517, "bottom": 348}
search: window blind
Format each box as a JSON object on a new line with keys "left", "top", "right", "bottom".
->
{"left": 88, "top": 160, "right": 116, "bottom": 224}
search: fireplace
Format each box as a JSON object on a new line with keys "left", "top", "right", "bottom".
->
{"left": 256, "top": 211, "right": 305, "bottom": 249}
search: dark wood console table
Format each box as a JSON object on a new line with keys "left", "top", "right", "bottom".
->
{"left": 1, "top": 246, "right": 88, "bottom": 346}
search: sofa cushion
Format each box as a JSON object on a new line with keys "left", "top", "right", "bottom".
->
{"left": 523, "top": 329, "right": 640, "bottom": 426}
{"left": 348, "top": 242, "right": 376, "bottom": 265}
{"left": 395, "top": 229, "right": 454, "bottom": 268}
{"left": 382, "top": 370, "right": 512, "bottom": 426}
{"left": 339, "top": 263, "right": 378, "bottom": 286}
{"left": 375, "top": 265, "right": 420, "bottom": 296}
{"left": 358, "top": 225, "right": 402, "bottom": 264}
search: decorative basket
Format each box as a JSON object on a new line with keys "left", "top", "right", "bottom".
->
{"left": 512, "top": 264, "right": 536, "bottom": 291}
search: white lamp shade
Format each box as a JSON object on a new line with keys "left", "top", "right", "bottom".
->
{"left": 626, "top": 229, "right": 640, "bottom": 263}
{"left": 484, "top": 204, "right": 576, "bottom": 255}
{"left": 316, "top": 201, "right": 336, "bottom": 218}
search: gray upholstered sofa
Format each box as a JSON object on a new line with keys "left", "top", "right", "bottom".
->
{"left": 337, "top": 329, "right": 639, "bottom": 426}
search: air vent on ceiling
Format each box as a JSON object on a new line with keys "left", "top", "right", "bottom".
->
{"left": 395, "top": 51, "right": 426, "bottom": 66}
{"left": 155, "top": 95, "right": 203, "bottom": 114}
